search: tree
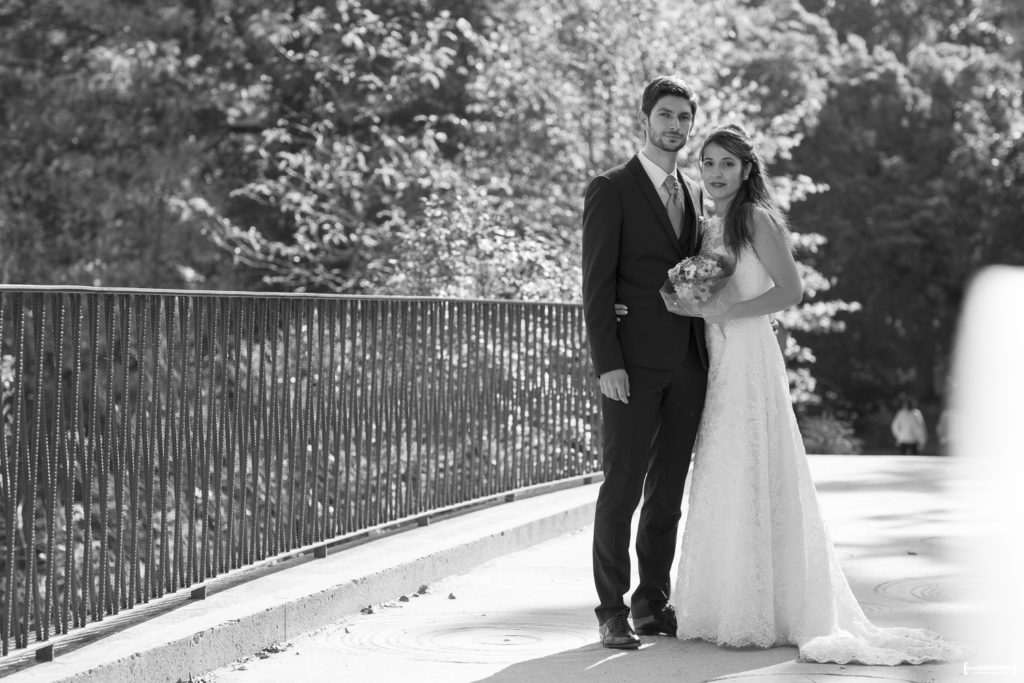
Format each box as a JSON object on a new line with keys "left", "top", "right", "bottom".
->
{"left": 0, "top": 0, "right": 245, "bottom": 286}
{"left": 782, "top": 30, "right": 1024, "bottom": 445}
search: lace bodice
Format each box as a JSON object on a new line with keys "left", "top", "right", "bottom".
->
{"left": 700, "top": 215, "right": 773, "bottom": 304}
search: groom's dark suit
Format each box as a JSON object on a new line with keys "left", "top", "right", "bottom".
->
{"left": 581, "top": 154, "right": 708, "bottom": 624}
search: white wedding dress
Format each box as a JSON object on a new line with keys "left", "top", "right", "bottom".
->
{"left": 672, "top": 216, "right": 970, "bottom": 664}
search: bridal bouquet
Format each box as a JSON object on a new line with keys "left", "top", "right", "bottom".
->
{"left": 660, "top": 253, "right": 737, "bottom": 318}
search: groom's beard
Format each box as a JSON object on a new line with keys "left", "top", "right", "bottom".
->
{"left": 653, "top": 133, "right": 688, "bottom": 153}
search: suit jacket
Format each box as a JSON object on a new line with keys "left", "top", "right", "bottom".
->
{"left": 581, "top": 155, "right": 708, "bottom": 374}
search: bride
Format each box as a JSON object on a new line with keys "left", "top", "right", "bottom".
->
{"left": 623, "top": 124, "right": 969, "bottom": 664}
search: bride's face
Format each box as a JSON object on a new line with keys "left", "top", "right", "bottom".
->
{"left": 701, "top": 142, "right": 747, "bottom": 207}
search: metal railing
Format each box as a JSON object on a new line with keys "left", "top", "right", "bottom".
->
{"left": 0, "top": 286, "right": 599, "bottom": 657}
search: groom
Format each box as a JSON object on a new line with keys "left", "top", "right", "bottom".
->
{"left": 581, "top": 75, "right": 708, "bottom": 649}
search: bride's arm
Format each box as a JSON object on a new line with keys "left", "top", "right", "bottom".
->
{"left": 708, "top": 207, "right": 802, "bottom": 322}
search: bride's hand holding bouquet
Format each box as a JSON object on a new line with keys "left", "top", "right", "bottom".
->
{"left": 659, "top": 242, "right": 738, "bottom": 320}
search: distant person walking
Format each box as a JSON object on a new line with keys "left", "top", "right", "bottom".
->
{"left": 891, "top": 396, "right": 927, "bottom": 455}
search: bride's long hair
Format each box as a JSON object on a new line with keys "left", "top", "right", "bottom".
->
{"left": 700, "top": 124, "right": 790, "bottom": 255}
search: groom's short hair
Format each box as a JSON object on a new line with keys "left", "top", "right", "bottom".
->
{"left": 641, "top": 75, "right": 698, "bottom": 118}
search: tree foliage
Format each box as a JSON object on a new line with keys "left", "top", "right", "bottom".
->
{"left": 2, "top": 0, "right": 1022, "bottom": 446}
{"left": 782, "top": 0, "right": 1024, "bottom": 444}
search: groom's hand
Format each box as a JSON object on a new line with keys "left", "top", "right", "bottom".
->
{"left": 599, "top": 369, "right": 630, "bottom": 404}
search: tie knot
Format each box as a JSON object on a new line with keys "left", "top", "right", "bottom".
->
{"left": 664, "top": 174, "right": 681, "bottom": 197}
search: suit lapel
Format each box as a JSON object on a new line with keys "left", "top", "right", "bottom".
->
{"left": 628, "top": 156, "right": 681, "bottom": 248}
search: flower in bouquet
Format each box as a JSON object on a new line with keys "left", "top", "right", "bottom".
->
{"left": 668, "top": 254, "right": 729, "bottom": 302}
{"left": 660, "top": 253, "right": 737, "bottom": 318}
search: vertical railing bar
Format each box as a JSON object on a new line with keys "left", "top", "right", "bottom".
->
{"left": 39, "top": 294, "right": 62, "bottom": 641}
{"left": 55, "top": 292, "right": 74, "bottom": 630}
{"left": 279, "top": 298, "right": 294, "bottom": 554}
{"left": 0, "top": 293, "right": 9, "bottom": 654}
{"left": 389, "top": 301, "right": 401, "bottom": 520}
{"left": 312, "top": 300, "right": 328, "bottom": 542}
{"left": 541, "top": 306, "right": 552, "bottom": 482}
{"left": 65, "top": 295, "right": 84, "bottom": 631}
{"left": 166, "top": 298, "right": 180, "bottom": 593}
{"left": 298, "top": 302, "right": 314, "bottom": 545}
{"left": 470, "top": 301, "right": 482, "bottom": 500}
{"left": 471, "top": 301, "right": 486, "bottom": 500}
{"left": 559, "top": 305, "right": 569, "bottom": 475}
{"left": 405, "top": 301, "right": 419, "bottom": 515}
{"left": 149, "top": 298, "right": 163, "bottom": 599}
{"left": 418, "top": 302, "right": 429, "bottom": 513}
{"left": 0, "top": 294, "right": 13, "bottom": 654}
{"left": 323, "top": 301, "right": 339, "bottom": 539}
{"left": 9, "top": 296, "right": 30, "bottom": 647}
{"left": 83, "top": 297, "right": 101, "bottom": 624}
{"left": 260, "top": 299, "right": 276, "bottom": 560}
{"left": 536, "top": 306, "right": 546, "bottom": 483}
{"left": 251, "top": 298, "right": 268, "bottom": 562}
{"left": 25, "top": 294, "right": 45, "bottom": 640}
{"left": 437, "top": 301, "right": 447, "bottom": 508}
{"left": 497, "top": 303, "right": 511, "bottom": 492}
{"left": 483, "top": 302, "right": 498, "bottom": 496}
{"left": 567, "top": 305, "right": 579, "bottom": 475}
{"left": 448, "top": 302, "right": 462, "bottom": 505}
{"left": 536, "top": 304, "right": 545, "bottom": 484}
{"left": 366, "top": 300, "right": 381, "bottom": 526}
{"left": 225, "top": 299, "right": 241, "bottom": 570}
{"left": 426, "top": 302, "right": 439, "bottom": 510}
{"left": 353, "top": 301, "right": 366, "bottom": 530}
{"left": 562, "top": 304, "right": 570, "bottom": 475}
{"left": 126, "top": 297, "right": 144, "bottom": 609}
{"left": 340, "top": 300, "right": 355, "bottom": 534}
{"left": 213, "top": 298, "right": 229, "bottom": 575}
{"left": 278, "top": 298, "right": 292, "bottom": 551}
{"left": 238, "top": 297, "right": 255, "bottom": 567}
{"left": 459, "top": 302, "right": 470, "bottom": 502}
{"left": 493, "top": 303, "right": 506, "bottom": 493}
{"left": 397, "top": 301, "right": 412, "bottom": 519}
{"left": 192, "top": 299, "right": 207, "bottom": 583}
{"left": 199, "top": 298, "right": 216, "bottom": 583}
{"left": 456, "top": 302, "right": 469, "bottom": 503}
{"left": 267, "top": 299, "right": 283, "bottom": 557}
{"left": 292, "top": 298, "right": 306, "bottom": 550}
{"left": 515, "top": 305, "right": 527, "bottom": 489}
{"left": 545, "top": 305, "right": 556, "bottom": 482}
{"left": 466, "top": 302, "right": 480, "bottom": 501}
{"left": 100, "top": 297, "right": 116, "bottom": 619}
{"left": 407, "top": 300, "right": 420, "bottom": 515}
{"left": 475, "top": 302, "right": 489, "bottom": 498}
{"left": 519, "top": 304, "right": 531, "bottom": 488}
{"left": 378, "top": 302, "right": 393, "bottom": 522}
{"left": 528, "top": 304, "right": 539, "bottom": 486}
{"left": 157, "top": 297, "right": 175, "bottom": 596}
{"left": 112, "top": 299, "right": 132, "bottom": 614}
{"left": 135, "top": 299, "right": 150, "bottom": 604}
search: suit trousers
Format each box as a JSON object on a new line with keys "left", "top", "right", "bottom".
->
{"left": 592, "top": 337, "right": 707, "bottom": 624}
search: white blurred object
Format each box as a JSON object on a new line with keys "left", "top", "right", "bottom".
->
{"left": 951, "top": 266, "right": 1024, "bottom": 674}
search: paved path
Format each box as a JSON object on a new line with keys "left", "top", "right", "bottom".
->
{"left": 196, "top": 456, "right": 990, "bottom": 683}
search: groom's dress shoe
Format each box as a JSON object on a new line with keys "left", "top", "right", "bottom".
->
{"left": 599, "top": 612, "right": 641, "bottom": 649}
{"left": 633, "top": 604, "right": 678, "bottom": 636}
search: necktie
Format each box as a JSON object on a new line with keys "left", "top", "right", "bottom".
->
{"left": 663, "top": 175, "right": 684, "bottom": 238}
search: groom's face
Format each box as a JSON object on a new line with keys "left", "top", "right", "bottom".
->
{"left": 640, "top": 95, "right": 694, "bottom": 153}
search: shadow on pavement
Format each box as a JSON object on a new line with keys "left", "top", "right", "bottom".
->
{"left": 475, "top": 637, "right": 799, "bottom": 682}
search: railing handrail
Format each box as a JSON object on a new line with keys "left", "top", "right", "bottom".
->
{"left": 0, "top": 284, "right": 583, "bottom": 308}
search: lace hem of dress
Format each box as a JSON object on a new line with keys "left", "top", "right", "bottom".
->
{"left": 798, "top": 627, "right": 974, "bottom": 665}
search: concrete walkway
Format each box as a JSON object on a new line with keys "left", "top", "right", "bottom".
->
{"left": 3, "top": 456, "right": 997, "bottom": 683}
{"left": 195, "top": 455, "right": 986, "bottom": 683}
